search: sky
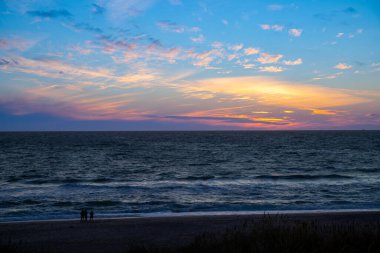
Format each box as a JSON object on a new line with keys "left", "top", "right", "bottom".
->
{"left": 1, "top": 0, "right": 380, "bottom": 130}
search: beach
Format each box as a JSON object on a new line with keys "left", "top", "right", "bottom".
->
{"left": 1, "top": 211, "right": 380, "bottom": 253}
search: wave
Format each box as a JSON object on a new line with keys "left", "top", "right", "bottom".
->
{"left": 84, "top": 200, "right": 122, "bottom": 207}
{"left": 177, "top": 175, "right": 215, "bottom": 181}
{"left": 255, "top": 174, "right": 353, "bottom": 181}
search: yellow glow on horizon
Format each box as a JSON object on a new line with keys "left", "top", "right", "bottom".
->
{"left": 180, "top": 76, "right": 370, "bottom": 109}
{"left": 252, "top": 111, "right": 271, "bottom": 114}
{"left": 253, "top": 117, "right": 287, "bottom": 122}
{"left": 310, "top": 109, "right": 337, "bottom": 116}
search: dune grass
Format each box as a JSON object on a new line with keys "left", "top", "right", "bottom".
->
{"left": 2, "top": 214, "right": 380, "bottom": 253}
{"left": 128, "top": 214, "right": 380, "bottom": 253}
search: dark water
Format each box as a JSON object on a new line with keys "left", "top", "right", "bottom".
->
{"left": 1, "top": 131, "right": 380, "bottom": 221}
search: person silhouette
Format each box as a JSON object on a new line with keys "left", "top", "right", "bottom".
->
{"left": 84, "top": 208, "right": 88, "bottom": 221}
{"left": 80, "top": 208, "right": 84, "bottom": 221}
{"left": 90, "top": 209, "right": 94, "bottom": 221}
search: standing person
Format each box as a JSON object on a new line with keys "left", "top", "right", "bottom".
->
{"left": 80, "top": 208, "right": 84, "bottom": 221}
{"left": 84, "top": 208, "right": 88, "bottom": 221}
{"left": 90, "top": 209, "right": 94, "bottom": 221}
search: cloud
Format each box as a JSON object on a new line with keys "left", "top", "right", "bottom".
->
{"left": 260, "top": 24, "right": 284, "bottom": 32}
{"left": 0, "top": 56, "right": 158, "bottom": 85}
{"left": 92, "top": 4, "right": 105, "bottom": 14}
{"left": 157, "top": 21, "right": 200, "bottom": 34}
{"left": 169, "top": 0, "right": 182, "bottom": 5}
{"left": 105, "top": 0, "right": 155, "bottom": 21}
{"left": 252, "top": 111, "right": 270, "bottom": 114}
{"left": 229, "top": 44, "right": 244, "bottom": 51}
{"left": 179, "top": 76, "right": 372, "bottom": 110}
{"left": 267, "top": 4, "right": 284, "bottom": 11}
{"left": 95, "top": 34, "right": 139, "bottom": 53}
{"left": 0, "top": 56, "right": 113, "bottom": 80}
{"left": 0, "top": 58, "right": 18, "bottom": 66}
{"left": 258, "top": 66, "right": 284, "bottom": 72}
{"left": 62, "top": 22, "right": 103, "bottom": 34}
{"left": 27, "top": 9, "right": 72, "bottom": 19}
{"left": 242, "top": 64, "right": 255, "bottom": 69}
{"left": 288, "top": 28, "right": 303, "bottom": 37}
{"left": 283, "top": 58, "right": 302, "bottom": 65}
{"left": 343, "top": 7, "right": 357, "bottom": 14}
{"left": 227, "top": 54, "right": 237, "bottom": 61}
{"left": 310, "top": 109, "right": 337, "bottom": 115}
{"left": 244, "top": 47, "right": 260, "bottom": 55}
{"left": 334, "top": 63, "right": 352, "bottom": 70}
{"left": 69, "top": 46, "right": 93, "bottom": 55}
{"left": 157, "top": 21, "right": 185, "bottom": 33}
{"left": 257, "top": 53, "right": 283, "bottom": 64}
{"left": 191, "top": 34, "right": 205, "bottom": 43}
{"left": 165, "top": 115, "right": 287, "bottom": 125}
{"left": 336, "top": 32, "right": 344, "bottom": 38}
{"left": 313, "top": 72, "right": 343, "bottom": 80}
{"left": 189, "top": 49, "right": 224, "bottom": 67}
{"left": 0, "top": 37, "right": 36, "bottom": 51}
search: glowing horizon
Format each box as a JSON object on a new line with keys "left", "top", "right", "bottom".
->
{"left": 1, "top": 0, "right": 380, "bottom": 130}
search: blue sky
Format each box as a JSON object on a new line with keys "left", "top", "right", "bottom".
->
{"left": 1, "top": 0, "right": 379, "bottom": 130}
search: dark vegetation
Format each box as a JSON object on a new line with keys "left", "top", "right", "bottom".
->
{"left": 128, "top": 214, "right": 380, "bottom": 253}
{"left": 1, "top": 214, "right": 380, "bottom": 253}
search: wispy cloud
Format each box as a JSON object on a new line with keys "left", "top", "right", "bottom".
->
{"left": 242, "top": 64, "right": 255, "bottom": 69}
{"left": 343, "top": 7, "right": 358, "bottom": 14}
{"left": 334, "top": 63, "right": 352, "bottom": 70}
{"left": 267, "top": 4, "right": 284, "bottom": 11}
{"left": 69, "top": 45, "right": 93, "bottom": 55}
{"left": 260, "top": 24, "right": 284, "bottom": 32}
{"left": 283, "top": 58, "right": 302, "bottom": 65}
{"left": 0, "top": 56, "right": 158, "bottom": 85}
{"left": 313, "top": 72, "right": 343, "bottom": 80}
{"left": 288, "top": 28, "right": 303, "bottom": 37}
{"left": 27, "top": 9, "right": 72, "bottom": 19}
{"left": 92, "top": 4, "right": 105, "bottom": 14}
{"left": 191, "top": 34, "right": 205, "bottom": 43}
{"left": 258, "top": 66, "right": 284, "bottom": 72}
{"left": 0, "top": 37, "right": 36, "bottom": 51}
{"left": 169, "top": 0, "right": 182, "bottom": 5}
{"left": 105, "top": 0, "right": 156, "bottom": 21}
{"left": 229, "top": 44, "right": 244, "bottom": 51}
{"left": 257, "top": 53, "right": 283, "bottom": 64}
{"left": 157, "top": 21, "right": 200, "bottom": 33}
{"left": 190, "top": 49, "right": 223, "bottom": 67}
{"left": 244, "top": 47, "right": 260, "bottom": 55}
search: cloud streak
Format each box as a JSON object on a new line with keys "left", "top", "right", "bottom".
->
{"left": 27, "top": 9, "right": 72, "bottom": 19}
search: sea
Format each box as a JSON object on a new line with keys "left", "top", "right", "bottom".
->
{"left": 1, "top": 131, "right": 380, "bottom": 222}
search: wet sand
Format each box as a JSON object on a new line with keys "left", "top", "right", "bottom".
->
{"left": 1, "top": 211, "right": 380, "bottom": 253}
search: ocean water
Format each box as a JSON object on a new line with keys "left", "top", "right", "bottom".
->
{"left": 0, "top": 131, "right": 380, "bottom": 221}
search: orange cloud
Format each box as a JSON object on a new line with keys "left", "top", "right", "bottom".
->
{"left": 258, "top": 66, "right": 284, "bottom": 72}
{"left": 257, "top": 53, "right": 283, "bottom": 64}
{"left": 334, "top": 63, "right": 352, "bottom": 70}
{"left": 310, "top": 109, "right": 337, "bottom": 115}
{"left": 179, "top": 76, "right": 372, "bottom": 109}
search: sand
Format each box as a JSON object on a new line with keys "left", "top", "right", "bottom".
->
{"left": 1, "top": 211, "right": 380, "bottom": 253}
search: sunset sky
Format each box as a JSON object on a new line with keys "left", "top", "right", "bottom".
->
{"left": 1, "top": 0, "right": 379, "bottom": 130}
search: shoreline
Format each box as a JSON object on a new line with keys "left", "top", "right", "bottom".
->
{"left": 2, "top": 208, "right": 380, "bottom": 224}
{"left": 1, "top": 211, "right": 380, "bottom": 253}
